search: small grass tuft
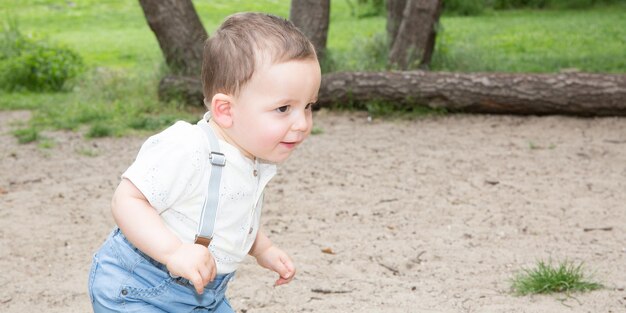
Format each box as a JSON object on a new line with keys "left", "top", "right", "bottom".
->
{"left": 365, "top": 100, "right": 447, "bottom": 119}
{"left": 12, "top": 126, "right": 39, "bottom": 144}
{"left": 37, "top": 137, "right": 55, "bottom": 149}
{"left": 76, "top": 147, "right": 99, "bottom": 157}
{"left": 311, "top": 126, "right": 324, "bottom": 135}
{"left": 511, "top": 260, "right": 602, "bottom": 296}
{"left": 86, "top": 122, "right": 115, "bottom": 138}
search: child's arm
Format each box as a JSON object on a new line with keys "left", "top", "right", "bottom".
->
{"left": 112, "top": 178, "right": 216, "bottom": 294}
{"left": 249, "top": 229, "right": 295, "bottom": 286}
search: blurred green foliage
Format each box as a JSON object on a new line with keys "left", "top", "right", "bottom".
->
{"left": 345, "top": 0, "right": 386, "bottom": 18}
{"left": 444, "top": 0, "right": 625, "bottom": 15}
{"left": 0, "top": 19, "right": 83, "bottom": 91}
{"left": 492, "top": 0, "right": 623, "bottom": 10}
{"left": 432, "top": 8, "right": 626, "bottom": 73}
{"left": 444, "top": 0, "right": 488, "bottom": 16}
{"left": 12, "top": 126, "right": 39, "bottom": 143}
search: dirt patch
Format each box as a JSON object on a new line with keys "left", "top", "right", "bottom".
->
{"left": 1, "top": 110, "right": 624, "bottom": 312}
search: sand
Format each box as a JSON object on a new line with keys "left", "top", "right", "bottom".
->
{"left": 1, "top": 109, "right": 624, "bottom": 312}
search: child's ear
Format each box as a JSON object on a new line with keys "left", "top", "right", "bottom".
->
{"left": 210, "top": 93, "right": 234, "bottom": 128}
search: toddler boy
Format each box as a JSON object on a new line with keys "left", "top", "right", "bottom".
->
{"left": 88, "top": 12, "right": 321, "bottom": 312}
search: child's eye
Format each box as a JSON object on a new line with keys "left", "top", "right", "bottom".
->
{"left": 306, "top": 102, "right": 316, "bottom": 110}
{"left": 276, "top": 105, "right": 290, "bottom": 113}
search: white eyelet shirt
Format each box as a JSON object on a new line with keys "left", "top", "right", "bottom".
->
{"left": 122, "top": 116, "right": 277, "bottom": 274}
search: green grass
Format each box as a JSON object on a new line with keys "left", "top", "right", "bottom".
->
{"left": 364, "top": 100, "right": 448, "bottom": 118}
{"left": 12, "top": 126, "right": 39, "bottom": 144}
{"left": 76, "top": 146, "right": 99, "bottom": 157}
{"left": 511, "top": 260, "right": 602, "bottom": 296}
{"left": 9, "top": 1, "right": 620, "bottom": 74}
{"left": 1, "top": 66, "right": 198, "bottom": 140}
{"left": 310, "top": 126, "right": 324, "bottom": 135}
{"left": 1, "top": 1, "right": 625, "bottom": 141}
{"left": 37, "top": 137, "right": 55, "bottom": 149}
{"left": 1, "top": 0, "right": 291, "bottom": 70}
{"left": 433, "top": 8, "right": 626, "bottom": 73}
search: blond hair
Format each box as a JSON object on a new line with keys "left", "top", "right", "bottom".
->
{"left": 202, "top": 12, "right": 317, "bottom": 103}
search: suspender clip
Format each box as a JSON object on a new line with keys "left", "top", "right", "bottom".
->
{"left": 210, "top": 152, "right": 226, "bottom": 166}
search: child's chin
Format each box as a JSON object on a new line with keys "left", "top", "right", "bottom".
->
{"left": 265, "top": 152, "right": 293, "bottom": 164}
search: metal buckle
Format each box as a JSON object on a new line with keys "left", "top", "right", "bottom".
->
{"left": 209, "top": 152, "right": 226, "bottom": 166}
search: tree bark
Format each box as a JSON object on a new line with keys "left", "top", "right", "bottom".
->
{"left": 388, "top": 0, "right": 443, "bottom": 70}
{"left": 158, "top": 71, "right": 626, "bottom": 116}
{"left": 158, "top": 75, "right": 204, "bottom": 107}
{"left": 290, "top": 0, "right": 330, "bottom": 63}
{"left": 318, "top": 71, "right": 626, "bottom": 116}
{"left": 386, "top": 0, "right": 407, "bottom": 49}
{"left": 138, "top": 0, "right": 208, "bottom": 76}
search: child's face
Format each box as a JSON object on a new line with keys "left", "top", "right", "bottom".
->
{"left": 226, "top": 58, "right": 321, "bottom": 163}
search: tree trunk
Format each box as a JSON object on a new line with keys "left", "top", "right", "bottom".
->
{"left": 386, "top": 0, "right": 407, "bottom": 49}
{"left": 158, "top": 71, "right": 626, "bottom": 116}
{"left": 158, "top": 75, "right": 204, "bottom": 107}
{"left": 138, "top": 0, "right": 208, "bottom": 76}
{"left": 318, "top": 71, "right": 626, "bottom": 116}
{"left": 290, "top": 0, "right": 330, "bottom": 63}
{"left": 388, "top": 0, "right": 442, "bottom": 70}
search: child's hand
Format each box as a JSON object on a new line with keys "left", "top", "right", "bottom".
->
{"left": 254, "top": 245, "right": 296, "bottom": 286}
{"left": 165, "top": 243, "right": 216, "bottom": 294}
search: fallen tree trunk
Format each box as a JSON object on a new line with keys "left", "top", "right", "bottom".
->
{"left": 159, "top": 71, "right": 626, "bottom": 116}
{"left": 319, "top": 71, "right": 626, "bottom": 116}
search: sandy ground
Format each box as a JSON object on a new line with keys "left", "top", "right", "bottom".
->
{"left": 1, "top": 109, "right": 625, "bottom": 313}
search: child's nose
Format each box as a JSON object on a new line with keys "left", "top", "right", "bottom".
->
{"left": 291, "top": 111, "right": 309, "bottom": 132}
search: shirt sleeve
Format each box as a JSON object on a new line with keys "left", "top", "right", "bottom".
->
{"left": 122, "top": 121, "right": 205, "bottom": 213}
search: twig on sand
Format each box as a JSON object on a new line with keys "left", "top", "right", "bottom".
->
{"left": 311, "top": 288, "right": 353, "bottom": 294}
{"left": 603, "top": 139, "right": 626, "bottom": 144}
{"left": 377, "top": 198, "right": 398, "bottom": 204}
{"left": 583, "top": 227, "right": 613, "bottom": 232}
{"left": 378, "top": 262, "right": 400, "bottom": 275}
